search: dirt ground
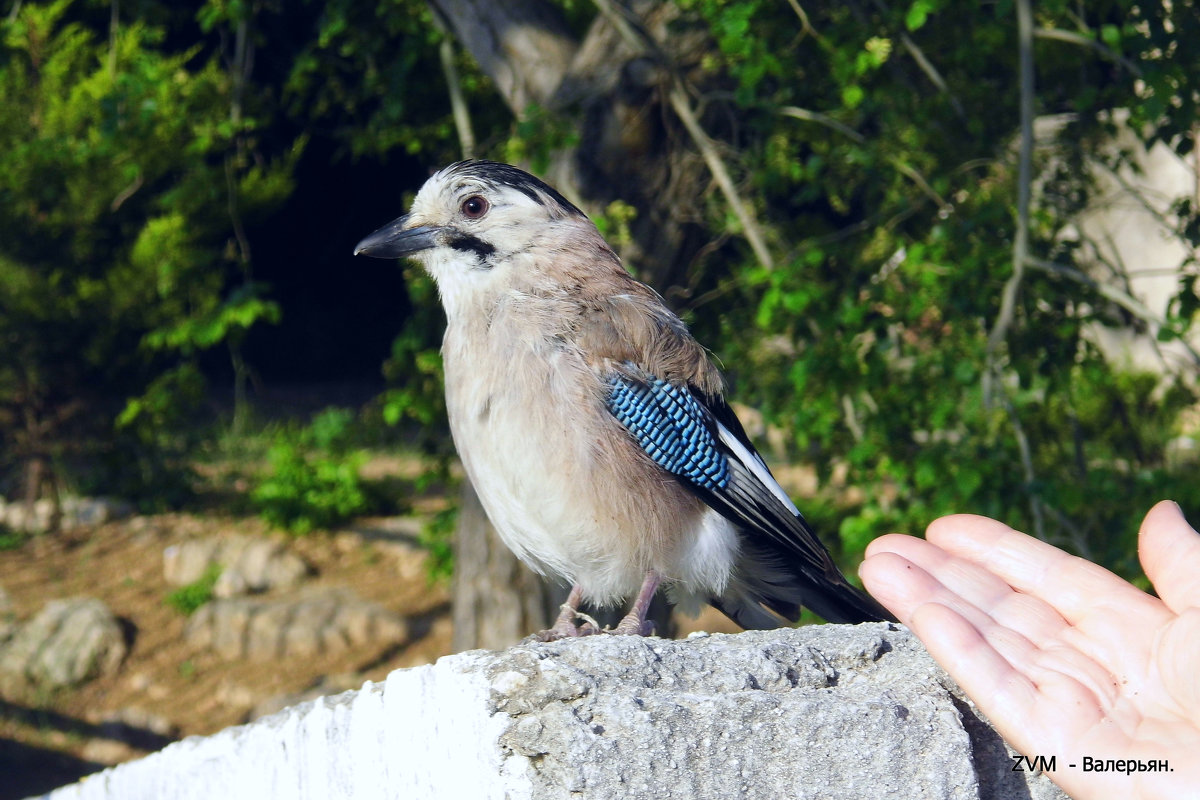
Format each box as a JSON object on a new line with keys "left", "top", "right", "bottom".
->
{"left": 0, "top": 511, "right": 455, "bottom": 798}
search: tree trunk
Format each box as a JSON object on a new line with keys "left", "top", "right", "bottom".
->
{"left": 427, "top": 0, "right": 577, "bottom": 115}
{"left": 451, "top": 479, "right": 559, "bottom": 651}
{"left": 426, "top": 0, "right": 717, "bottom": 292}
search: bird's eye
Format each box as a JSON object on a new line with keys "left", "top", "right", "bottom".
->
{"left": 461, "top": 195, "right": 489, "bottom": 219}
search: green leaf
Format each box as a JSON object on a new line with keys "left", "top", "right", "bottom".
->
{"left": 906, "top": 0, "right": 934, "bottom": 32}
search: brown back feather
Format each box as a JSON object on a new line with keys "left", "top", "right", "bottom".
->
{"left": 560, "top": 260, "right": 723, "bottom": 396}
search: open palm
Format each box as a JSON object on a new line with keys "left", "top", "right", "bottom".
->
{"left": 861, "top": 500, "right": 1200, "bottom": 800}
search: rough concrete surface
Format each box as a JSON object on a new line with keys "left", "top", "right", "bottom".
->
{"left": 35, "top": 624, "right": 1068, "bottom": 800}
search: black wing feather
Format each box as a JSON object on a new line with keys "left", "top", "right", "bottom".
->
{"left": 606, "top": 370, "right": 894, "bottom": 625}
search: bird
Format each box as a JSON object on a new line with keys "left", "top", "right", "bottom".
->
{"left": 355, "top": 160, "right": 894, "bottom": 638}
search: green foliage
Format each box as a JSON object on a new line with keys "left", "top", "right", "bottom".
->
{"left": 105, "top": 363, "right": 208, "bottom": 509}
{"left": 379, "top": 266, "right": 456, "bottom": 461}
{"left": 280, "top": 0, "right": 490, "bottom": 160}
{"left": 502, "top": 104, "right": 581, "bottom": 172}
{"left": 665, "top": 0, "right": 1200, "bottom": 575}
{"left": 143, "top": 284, "right": 281, "bottom": 355}
{"left": 0, "top": 0, "right": 297, "bottom": 504}
{"left": 164, "top": 563, "right": 222, "bottom": 616}
{"left": 0, "top": 524, "right": 28, "bottom": 551}
{"left": 251, "top": 408, "right": 374, "bottom": 535}
{"left": 592, "top": 200, "right": 639, "bottom": 250}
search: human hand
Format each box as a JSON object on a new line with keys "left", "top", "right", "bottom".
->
{"left": 860, "top": 500, "right": 1200, "bottom": 800}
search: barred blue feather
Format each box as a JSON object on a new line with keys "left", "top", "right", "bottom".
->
{"left": 606, "top": 376, "right": 730, "bottom": 491}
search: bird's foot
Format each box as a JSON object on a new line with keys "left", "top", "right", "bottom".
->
{"left": 609, "top": 613, "right": 655, "bottom": 637}
{"left": 533, "top": 606, "right": 602, "bottom": 641}
{"left": 604, "top": 569, "right": 660, "bottom": 636}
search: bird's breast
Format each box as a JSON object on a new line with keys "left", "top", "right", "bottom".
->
{"left": 439, "top": 309, "right": 733, "bottom": 604}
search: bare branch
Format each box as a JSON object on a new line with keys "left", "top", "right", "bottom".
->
{"left": 785, "top": 0, "right": 819, "bottom": 40}
{"left": 107, "top": 0, "right": 119, "bottom": 78}
{"left": 886, "top": 157, "right": 949, "bottom": 210}
{"left": 1025, "top": 256, "right": 1200, "bottom": 368}
{"left": 1034, "top": 27, "right": 1142, "bottom": 77}
{"left": 841, "top": 394, "right": 865, "bottom": 443}
{"left": 1002, "top": 389, "right": 1046, "bottom": 541}
{"left": 779, "top": 106, "right": 949, "bottom": 209}
{"left": 430, "top": 9, "right": 476, "bottom": 158}
{"left": 779, "top": 105, "right": 865, "bottom": 143}
{"left": 870, "top": 0, "right": 965, "bottom": 120}
{"left": 591, "top": 0, "right": 775, "bottom": 269}
{"left": 985, "top": 0, "right": 1035, "bottom": 400}
{"left": 1091, "top": 158, "right": 1192, "bottom": 238}
{"left": 1040, "top": 502, "right": 1095, "bottom": 562}
{"left": 665, "top": 86, "right": 774, "bottom": 269}
{"left": 110, "top": 170, "right": 143, "bottom": 211}
{"left": 896, "top": 30, "right": 965, "bottom": 120}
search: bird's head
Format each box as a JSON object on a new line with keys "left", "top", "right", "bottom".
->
{"left": 355, "top": 161, "right": 602, "bottom": 313}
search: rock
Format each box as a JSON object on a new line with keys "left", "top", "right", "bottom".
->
{"left": 343, "top": 517, "right": 433, "bottom": 576}
{"left": 1165, "top": 435, "right": 1199, "bottom": 470}
{"left": 0, "top": 494, "right": 132, "bottom": 532}
{"left": 80, "top": 739, "right": 140, "bottom": 766}
{"left": 124, "top": 672, "right": 154, "bottom": 692}
{"left": 38, "top": 625, "right": 1069, "bottom": 800}
{"left": 163, "top": 536, "right": 309, "bottom": 595}
{"left": 183, "top": 588, "right": 407, "bottom": 661}
{"left": 61, "top": 496, "right": 134, "bottom": 528}
{"left": 213, "top": 567, "right": 250, "bottom": 599}
{"left": 215, "top": 681, "right": 258, "bottom": 712}
{"left": 162, "top": 539, "right": 220, "bottom": 585}
{"left": 0, "top": 598, "right": 127, "bottom": 689}
{"left": 0, "top": 496, "right": 52, "bottom": 533}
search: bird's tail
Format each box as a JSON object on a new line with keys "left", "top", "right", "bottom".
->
{"left": 711, "top": 539, "right": 896, "bottom": 628}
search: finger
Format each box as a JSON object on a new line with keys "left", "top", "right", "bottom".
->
{"left": 928, "top": 514, "right": 1175, "bottom": 693}
{"left": 859, "top": 548, "right": 991, "bottom": 628}
{"left": 866, "top": 546, "right": 1126, "bottom": 709}
{"left": 866, "top": 533, "right": 1015, "bottom": 605}
{"left": 926, "top": 514, "right": 1162, "bottom": 626}
{"left": 1139, "top": 500, "right": 1200, "bottom": 616}
{"left": 866, "top": 532, "right": 1070, "bottom": 649}
{"left": 905, "top": 602, "right": 1042, "bottom": 752}
{"left": 907, "top": 602, "right": 1114, "bottom": 759}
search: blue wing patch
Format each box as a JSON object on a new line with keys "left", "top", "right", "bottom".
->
{"left": 606, "top": 376, "right": 730, "bottom": 490}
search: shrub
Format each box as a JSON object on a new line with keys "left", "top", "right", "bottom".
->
{"left": 251, "top": 408, "right": 373, "bottom": 534}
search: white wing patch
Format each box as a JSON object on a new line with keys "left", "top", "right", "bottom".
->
{"left": 715, "top": 420, "right": 801, "bottom": 515}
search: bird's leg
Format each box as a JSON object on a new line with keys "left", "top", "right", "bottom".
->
{"left": 611, "top": 570, "right": 661, "bottom": 636}
{"left": 535, "top": 584, "right": 600, "bottom": 641}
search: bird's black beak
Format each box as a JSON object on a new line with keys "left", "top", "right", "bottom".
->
{"left": 353, "top": 215, "right": 442, "bottom": 258}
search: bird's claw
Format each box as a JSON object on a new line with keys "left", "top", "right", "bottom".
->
{"left": 609, "top": 615, "right": 655, "bottom": 636}
{"left": 533, "top": 607, "right": 603, "bottom": 641}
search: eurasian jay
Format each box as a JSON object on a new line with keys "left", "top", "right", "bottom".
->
{"left": 355, "top": 160, "right": 892, "bottom": 637}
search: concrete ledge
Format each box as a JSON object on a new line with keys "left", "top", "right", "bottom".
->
{"left": 37, "top": 624, "right": 1066, "bottom": 800}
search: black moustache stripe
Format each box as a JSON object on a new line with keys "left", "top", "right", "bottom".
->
{"left": 448, "top": 233, "right": 496, "bottom": 261}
